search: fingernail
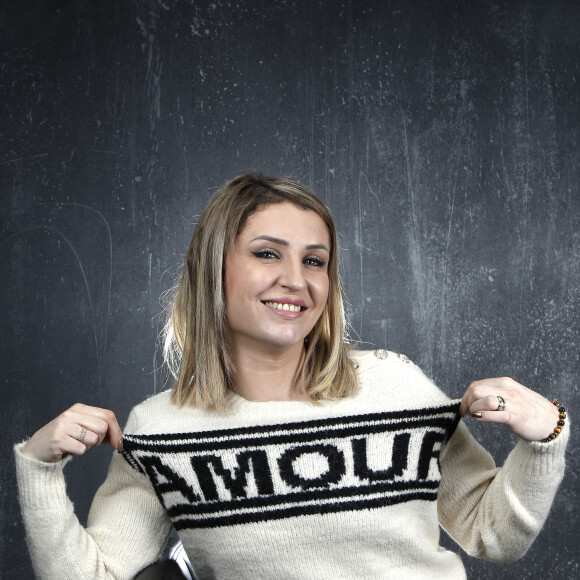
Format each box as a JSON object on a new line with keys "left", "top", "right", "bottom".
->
{"left": 470, "top": 412, "right": 483, "bottom": 419}
{"left": 117, "top": 438, "right": 124, "bottom": 453}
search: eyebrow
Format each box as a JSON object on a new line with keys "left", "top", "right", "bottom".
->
{"left": 250, "top": 235, "right": 330, "bottom": 252}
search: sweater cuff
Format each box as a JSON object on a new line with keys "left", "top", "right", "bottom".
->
{"left": 14, "top": 441, "right": 73, "bottom": 509}
{"left": 510, "top": 415, "right": 570, "bottom": 476}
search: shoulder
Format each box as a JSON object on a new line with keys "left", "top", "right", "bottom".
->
{"left": 123, "top": 390, "right": 234, "bottom": 435}
{"left": 349, "top": 348, "right": 415, "bottom": 368}
{"left": 348, "top": 348, "right": 453, "bottom": 408}
{"left": 348, "top": 348, "right": 423, "bottom": 377}
{"left": 124, "top": 390, "right": 178, "bottom": 434}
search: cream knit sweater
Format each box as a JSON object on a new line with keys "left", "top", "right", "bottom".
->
{"left": 15, "top": 350, "right": 568, "bottom": 579}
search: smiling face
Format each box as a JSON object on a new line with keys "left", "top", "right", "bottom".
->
{"left": 224, "top": 202, "right": 331, "bottom": 357}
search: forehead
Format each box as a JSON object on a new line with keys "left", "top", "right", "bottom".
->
{"left": 238, "top": 202, "right": 331, "bottom": 246}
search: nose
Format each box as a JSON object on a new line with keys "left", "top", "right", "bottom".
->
{"left": 278, "top": 256, "right": 306, "bottom": 291}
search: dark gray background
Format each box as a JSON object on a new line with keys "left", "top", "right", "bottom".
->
{"left": 1, "top": 0, "right": 578, "bottom": 578}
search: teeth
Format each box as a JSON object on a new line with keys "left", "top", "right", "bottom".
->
{"left": 265, "top": 301, "right": 302, "bottom": 312}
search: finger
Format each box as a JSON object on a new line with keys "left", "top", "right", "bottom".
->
{"left": 50, "top": 423, "right": 90, "bottom": 458}
{"left": 100, "top": 411, "right": 123, "bottom": 451}
{"left": 460, "top": 377, "right": 517, "bottom": 416}
{"left": 63, "top": 413, "right": 109, "bottom": 447}
{"left": 66, "top": 405, "right": 123, "bottom": 451}
{"left": 460, "top": 379, "right": 488, "bottom": 415}
{"left": 69, "top": 425, "right": 100, "bottom": 449}
{"left": 459, "top": 389, "right": 471, "bottom": 417}
{"left": 468, "top": 394, "right": 506, "bottom": 414}
{"left": 469, "top": 410, "right": 513, "bottom": 426}
{"left": 460, "top": 381, "right": 482, "bottom": 416}
{"left": 62, "top": 436, "right": 89, "bottom": 457}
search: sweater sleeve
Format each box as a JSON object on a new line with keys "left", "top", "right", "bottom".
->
{"left": 14, "top": 411, "right": 172, "bottom": 580}
{"left": 437, "top": 419, "right": 569, "bottom": 562}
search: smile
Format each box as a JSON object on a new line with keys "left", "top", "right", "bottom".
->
{"left": 264, "top": 301, "right": 304, "bottom": 312}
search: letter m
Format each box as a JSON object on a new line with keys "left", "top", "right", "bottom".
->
{"left": 191, "top": 449, "right": 274, "bottom": 501}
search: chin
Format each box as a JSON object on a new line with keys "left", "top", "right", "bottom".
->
{"left": 262, "top": 332, "right": 309, "bottom": 349}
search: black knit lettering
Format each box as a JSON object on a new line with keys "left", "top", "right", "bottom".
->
{"left": 122, "top": 401, "right": 462, "bottom": 528}
{"left": 417, "top": 431, "right": 444, "bottom": 480}
{"left": 278, "top": 444, "right": 346, "bottom": 490}
{"left": 352, "top": 432, "right": 411, "bottom": 482}
{"left": 191, "top": 449, "right": 274, "bottom": 501}
{"left": 140, "top": 455, "right": 200, "bottom": 507}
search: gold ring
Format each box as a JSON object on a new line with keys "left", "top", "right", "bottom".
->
{"left": 78, "top": 425, "right": 87, "bottom": 442}
{"left": 496, "top": 395, "right": 506, "bottom": 412}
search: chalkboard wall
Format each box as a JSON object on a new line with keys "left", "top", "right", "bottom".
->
{"left": 1, "top": 0, "right": 578, "bottom": 577}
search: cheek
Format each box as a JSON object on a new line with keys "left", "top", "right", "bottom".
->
{"left": 224, "top": 254, "right": 247, "bottom": 293}
{"left": 314, "top": 274, "right": 330, "bottom": 307}
{"left": 223, "top": 260, "right": 241, "bottom": 313}
{"left": 224, "top": 259, "right": 268, "bottom": 314}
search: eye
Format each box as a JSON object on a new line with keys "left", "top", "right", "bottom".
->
{"left": 252, "top": 249, "right": 280, "bottom": 260}
{"left": 303, "top": 256, "right": 326, "bottom": 268}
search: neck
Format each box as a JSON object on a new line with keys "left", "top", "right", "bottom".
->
{"left": 230, "top": 342, "right": 308, "bottom": 402}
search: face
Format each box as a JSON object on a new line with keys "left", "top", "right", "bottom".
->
{"left": 224, "top": 202, "right": 331, "bottom": 356}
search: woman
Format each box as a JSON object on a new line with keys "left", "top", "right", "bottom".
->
{"left": 16, "top": 173, "right": 568, "bottom": 579}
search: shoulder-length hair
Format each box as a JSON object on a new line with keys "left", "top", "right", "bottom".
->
{"left": 164, "top": 172, "right": 357, "bottom": 410}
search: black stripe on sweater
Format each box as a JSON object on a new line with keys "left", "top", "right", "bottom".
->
{"left": 173, "top": 490, "right": 439, "bottom": 530}
{"left": 122, "top": 401, "right": 461, "bottom": 529}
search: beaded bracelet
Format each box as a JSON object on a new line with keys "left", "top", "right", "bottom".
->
{"left": 541, "top": 400, "right": 566, "bottom": 443}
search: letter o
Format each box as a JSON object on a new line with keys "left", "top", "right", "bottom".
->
{"left": 278, "top": 444, "right": 346, "bottom": 489}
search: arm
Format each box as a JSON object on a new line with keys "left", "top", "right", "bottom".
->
{"left": 437, "top": 409, "right": 568, "bottom": 561}
{"left": 15, "top": 409, "right": 172, "bottom": 579}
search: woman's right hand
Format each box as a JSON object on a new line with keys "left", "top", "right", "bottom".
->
{"left": 21, "top": 403, "right": 123, "bottom": 463}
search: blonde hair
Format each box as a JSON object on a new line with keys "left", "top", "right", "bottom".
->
{"left": 164, "top": 172, "right": 357, "bottom": 410}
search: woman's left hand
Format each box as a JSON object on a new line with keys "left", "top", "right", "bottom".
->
{"left": 460, "top": 377, "right": 561, "bottom": 442}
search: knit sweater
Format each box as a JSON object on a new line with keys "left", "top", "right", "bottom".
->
{"left": 15, "top": 350, "right": 569, "bottom": 580}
